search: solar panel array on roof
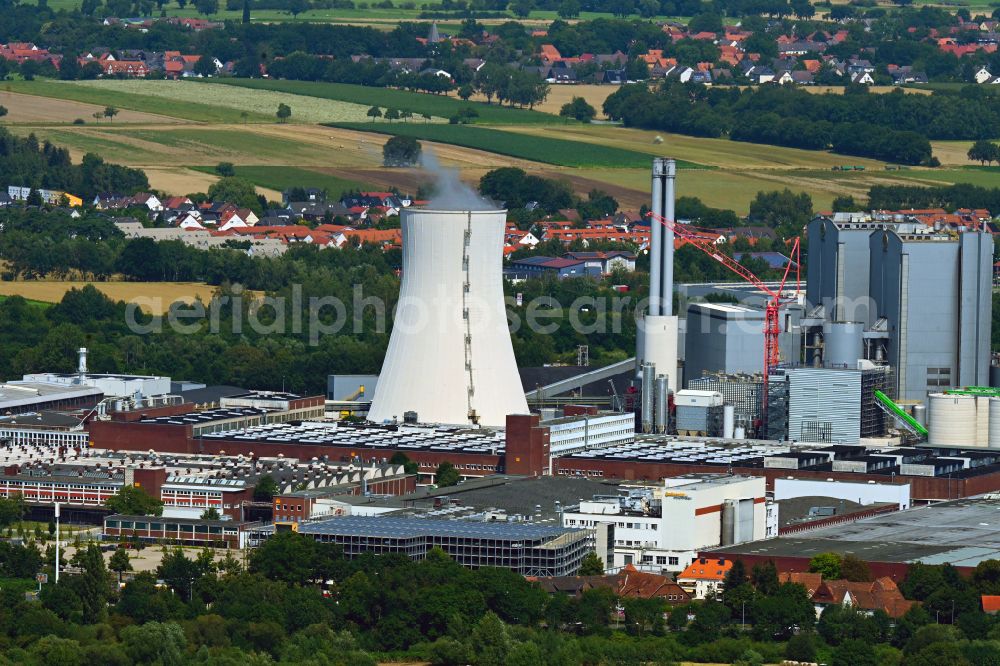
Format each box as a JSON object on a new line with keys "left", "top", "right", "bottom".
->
{"left": 202, "top": 423, "right": 505, "bottom": 454}
{"left": 564, "top": 440, "right": 791, "bottom": 466}
{"left": 140, "top": 407, "right": 271, "bottom": 425}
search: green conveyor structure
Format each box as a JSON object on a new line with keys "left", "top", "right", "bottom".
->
{"left": 873, "top": 390, "right": 928, "bottom": 438}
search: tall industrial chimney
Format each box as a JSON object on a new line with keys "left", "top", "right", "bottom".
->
{"left": 637, "top": 158, "right": 680, "bottom": 392}
{"left": 368, "top": 208, "right": 528, "bottom": 427}
{"left": 77, "top": 347, "right": 88, "bottom": 382}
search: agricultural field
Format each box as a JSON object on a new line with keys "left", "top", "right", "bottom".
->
{"left": 211, "top": 79, "right": 559, "bottom": 125}
{"left": 502, "top": 124, "right": 889, "bottom": 170}
{"left": 328, "top": 121, "right": 697, "bottom": 168}
{"left": 517, "top": 84, "right": 620, "bottom": 119}
{"left": 0, "top": 90, "right": 181, "bottom": 125}
{"left": 0, "top": 281, "right": 228, "bottom": 315}
{"left": 929, "top": 140, "right": 977, "bottom": 166}
{"left": 895, "top": 166, "right": 1000, "bottom": 188}
{"left": 3, "top": 80, "right": 268, "bottom": 124}
{"left": 189, "top": 165, "right": 364, "bottom": 200}
{"left": 72, "top": 80, "right": 384, "bottom": 124}
{"left": 7, "top": 76, "right": 989, "bottom": 217}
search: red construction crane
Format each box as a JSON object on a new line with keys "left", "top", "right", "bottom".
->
{"left": 646, "top": 212, "right": 801, "bottom": 435}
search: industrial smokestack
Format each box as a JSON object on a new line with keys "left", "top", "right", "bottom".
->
{"left": 654, "top": 374, "right": 668, "bottom": 434}
{"left": 637, "top": 158, "right": 680, "bottom": 395}
{"left": 662, "top": 159, "right": 676, "bottom": 316}
{"left": 77, "top": 347, "right": 88, "bottom": 381}
{"left": 649, "top": 162, "right": 664, "bottom": 316}
{"left": 641, "top": 362, "right": 655, "bottom": 433}
{"left": 368, "top": 207, "right": 528, "bottom": 427}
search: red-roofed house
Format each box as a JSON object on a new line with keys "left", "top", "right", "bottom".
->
{"left": 811, "top": 577, "right": 916, "bottom": 619}
{"left": 532, "top": 564, "right": 692, "bottom": 602}
{"left": 540, "top": 44, "right": 562, "bottom": 63}
{"left": 102, "top": 60, "right": 149, "bottom": 77}
{"left": 778, "top": 571, "right": 823, "bottom": 596}
{"left": 677, "top": 557, "right": 733, "bottom": 599}
{"left": 983, "top": 595, "right": 1000, "bottom": 614}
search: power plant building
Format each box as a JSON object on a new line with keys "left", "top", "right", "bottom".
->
{"left": 869, "top": 228, "right": 992, "bottom": 401}
{"left": 804, "top": 213, "right": 993, "bottom": 402}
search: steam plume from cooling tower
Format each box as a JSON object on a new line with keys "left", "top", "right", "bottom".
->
{"left": 420, "top": 146, "right": 496, "bottom": 211}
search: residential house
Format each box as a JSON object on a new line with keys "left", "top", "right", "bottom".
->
{"left": 287, "top": 201, "right": 353, "bottom": 222}
{"left": 777, "top": 571, "right": 823, "bottom": 597}
{"left": 161, "top": 196, "right": 194, "bottom": 210}
{"left": 676, "top": 557, "right": 733, "bottom": 600}
{"left": 810, "top": 577, "right": 916, "bottom": 619}
{"left": 603, "top": 69, "right": 627, "bottom": 84}
{"left": 976, "top": 66, "right": 995, "bottom": 84}
{"left": 983, "top": 595, "right": 1000, "bottom": 614}
{"left": 342, "top": 192, "right": 403, "bottom": 213}
{"left": 102, "top": 58, "right": 149, "bottom": 77}
{"left": 888, "top": 65, "right": 928, "bottom": 85}
{"left": 505, "top": 256, "right": 596, "bottom": 280}
{"left": 532, "top": 564, "right": 692, "bottom": 602}
{"left": 130, "top": 193, "right": 163, "bottom": 212}
{"left": 0, "top": 42, "right": 59, "bottom": 66}
{"left": 564, "top": 250, "right": 637, "bottom": 274}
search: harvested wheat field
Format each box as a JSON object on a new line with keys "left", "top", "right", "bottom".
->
{"left": 0, "top": 281, "right": 226, "bottom": 315}
{"left": 530, "top": 84, "right": 620, "bottom": 118}
{"left": 0, "top": 91, "right": 182, "bottom": 124}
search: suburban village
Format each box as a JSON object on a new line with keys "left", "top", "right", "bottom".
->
{"left": 3, "top": 9, "right": 1000, "bottom": 87}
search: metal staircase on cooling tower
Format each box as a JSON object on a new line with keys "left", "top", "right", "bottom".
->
{"left": 462, "top": 213, "right": 476, "bottom": 422}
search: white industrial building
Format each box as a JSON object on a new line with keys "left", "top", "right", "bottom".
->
{"left": 368, "top": 208, "right": 528, "bottom": 427}
{"left": 23, "top": 349, "right": 171, "bottom": 400}
{"left": 561, "top": 474, "right": 772, "bottom": 574}
{"left": 773, "top": 477, "right": 911, "bottom": 510}
{"left": 544, "top": 411, "right": 636, "bottom": 456}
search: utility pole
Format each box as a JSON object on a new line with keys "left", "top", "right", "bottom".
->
{"left": 54, "top": 503, "right": 60, "bottom": 584}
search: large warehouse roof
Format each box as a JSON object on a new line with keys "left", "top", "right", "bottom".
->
{"left": 712, "top": 497, "right": 1000, "bottom": 567}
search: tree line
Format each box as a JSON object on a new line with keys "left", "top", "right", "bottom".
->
{"left": 604, "top": 83, "right": 1000, "bottom": 165}
{"left": 3, "top": 527, "right": 1000, "bottom": 664}
{"left": 866, "top": 182, "right": 1000, "bottom": 213}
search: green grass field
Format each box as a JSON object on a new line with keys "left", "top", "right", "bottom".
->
{"left": 0, "top": 295, "right": 53, "bottom": 309}
{"left": 42, "top": 0, "right": 697, "bottom": 24}
{"left": 329, "top": 122, "right": 703, "bottom": 168}
{"left": 504, "top": 124, "right": 889, "bottom": 170}
{"left": 190, "top": 165, "right": 365, "bottom": 199}
{"left": 896, "top": 166, "right": 1000, "bottom": 187}
{"left": 74, "top": 80, "right": 386, "bottom": 124}
{"left": 209, "top": 79, "right": 561, "bottom": 125}
{"left": 2, "top": 80, "right": 271, "bottom": 123}
{"left": 122, "top": 128, "right": 335, "bottom": 161}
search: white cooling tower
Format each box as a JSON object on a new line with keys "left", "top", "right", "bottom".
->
{"left": 368, "top": 208, "right": 528, "bottom": 427}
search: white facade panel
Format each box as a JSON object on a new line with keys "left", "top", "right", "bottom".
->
{"left": 773, "top": 477, "right": 911, "bottom": 510}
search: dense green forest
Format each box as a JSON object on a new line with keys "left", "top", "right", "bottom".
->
{"left": 0, "top": 129, "right": 148, "bottom": 201}
{"left": 0, "top": 529, "right": 999, "bottom": 665}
